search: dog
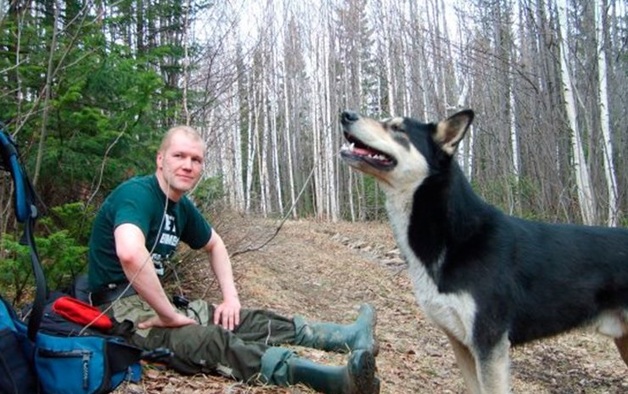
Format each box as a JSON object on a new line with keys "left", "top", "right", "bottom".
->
{"left": 339, "top": 109, "right": 628, "bottom": 393}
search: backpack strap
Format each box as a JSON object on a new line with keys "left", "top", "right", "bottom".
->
{"left": 0, "top": 128, "right": 48, "bottom": 341}
{"left": 0, "top": 131, "right": 34, "bottom": 223}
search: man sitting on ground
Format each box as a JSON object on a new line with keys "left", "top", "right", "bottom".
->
{"left": 87, "top": 125, "right": 380, "bottom": 394}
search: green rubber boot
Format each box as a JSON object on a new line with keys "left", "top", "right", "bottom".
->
{"left": 260, "top": 347, "right": 380, "bottom": 394}
{"left": 294, "top": 303, "right": 379, "bottom": 355}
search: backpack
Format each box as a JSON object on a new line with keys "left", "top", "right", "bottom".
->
{"left": 0, "top": 127, "right": 144, "bottom": 393}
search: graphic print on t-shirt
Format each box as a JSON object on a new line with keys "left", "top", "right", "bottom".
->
{"left": 151, "top": 213, "right": 181, "bottom": 276}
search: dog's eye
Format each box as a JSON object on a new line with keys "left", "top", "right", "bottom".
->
{"left": 390, "top": 124, "right": 405, "bottom": 133}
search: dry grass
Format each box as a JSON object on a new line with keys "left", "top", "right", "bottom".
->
{"left": 116, "top": 216, "right": 628, "bottom": 393}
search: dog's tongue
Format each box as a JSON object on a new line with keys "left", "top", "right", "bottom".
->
{"left": 353, "top": 146, "right": 375, "bottom": 156}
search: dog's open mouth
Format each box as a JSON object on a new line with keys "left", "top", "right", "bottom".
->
{"left": 340, "top": 132, "right": 396, "bottom": 170}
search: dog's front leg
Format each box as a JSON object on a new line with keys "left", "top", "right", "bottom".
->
{"left": 614, "top": 335, "right": 628, "bottom": 367}
{"left": 475, "top": 334, "right": 511, "bottom": 394}
{"left": 446, "top": 332, "right": 482, "bottom": 394}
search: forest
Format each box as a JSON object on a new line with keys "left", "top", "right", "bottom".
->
{"left": 0, "top": 0, "right": 626, "bottom": 297}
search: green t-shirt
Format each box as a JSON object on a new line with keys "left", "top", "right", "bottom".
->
{"left": 88, "top": 175, "right": 212, "bottom": 291}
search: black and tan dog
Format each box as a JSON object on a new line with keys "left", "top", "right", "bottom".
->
{"left": 339, "top": 109, "right": 628, "bottom": 393}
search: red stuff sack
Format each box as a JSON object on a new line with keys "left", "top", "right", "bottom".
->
{"left": 52, "top": 295, "right": 113, "bottom": 331}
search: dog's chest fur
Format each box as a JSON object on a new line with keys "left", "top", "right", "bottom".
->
{"left": 385, "top": 190, "right": 477, "bottom": 345}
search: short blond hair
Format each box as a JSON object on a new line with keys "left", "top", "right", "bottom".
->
{"left": 159, "top": 125, "right": 205, "bottom": 152}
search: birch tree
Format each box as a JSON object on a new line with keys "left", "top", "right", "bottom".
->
{"left": 192, "top": 0, "right": 626, "bottom": 223}
{"left": 281, "top": 15, "right": 299, "bottom": 219}
{"left": 245, "top": 80, "right": 258, "bottom": 213}
{"left": 557, "top": 0, "right": 597, "bottom": 224}
{"left": 595, "top": 0, "right": 619, "bottom": 226}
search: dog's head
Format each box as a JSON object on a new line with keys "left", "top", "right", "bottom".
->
{"left": 340, "top": 110, "right": 474, "bottom": 190}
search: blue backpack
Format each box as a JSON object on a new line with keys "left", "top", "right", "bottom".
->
{"left": 0, "top": 128, "right": 144, "bottom": 393}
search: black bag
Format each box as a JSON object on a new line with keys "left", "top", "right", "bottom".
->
{"left": 0, "top": 128, "right": 144, "bottom": 393}
{"left": 0, "top": 297, "right": 39, "bottom": 394}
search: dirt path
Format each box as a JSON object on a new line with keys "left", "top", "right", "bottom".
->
{"left": 119, "top": 218, "right": 628, "bottom": 393}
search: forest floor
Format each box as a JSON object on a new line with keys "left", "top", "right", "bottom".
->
{"left": 116, "top": 214, "right": 628, "bottom": 394}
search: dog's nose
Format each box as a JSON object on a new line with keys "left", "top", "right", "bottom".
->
{"left": 341, "top": 111, "right": 360, "bottom": 125}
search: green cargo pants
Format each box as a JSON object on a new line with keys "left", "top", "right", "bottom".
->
{"left": 108, "top": 295, "right": 296, "bottom": 383}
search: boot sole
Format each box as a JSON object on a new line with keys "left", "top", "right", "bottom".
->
{"left": 348, "top": 350, "right": 379, "bottom": 394}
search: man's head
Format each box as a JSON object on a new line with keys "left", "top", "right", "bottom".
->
{"left": 156, "top": 125, "right": 205, "bottom": 201}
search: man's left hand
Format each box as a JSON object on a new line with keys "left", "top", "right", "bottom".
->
{"left": 213, "top": 297, "right": 241, "bottom": 331}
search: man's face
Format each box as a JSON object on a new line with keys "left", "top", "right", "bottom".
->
{"left": 156, "top": 132, "right": 204, "bottom": 200}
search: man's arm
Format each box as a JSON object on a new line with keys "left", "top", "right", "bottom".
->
{"left": 114, "top": 223, "right": 197, "bottom": 329}
{"left": 204, "top": 230, "right": 241, "bottom": 330}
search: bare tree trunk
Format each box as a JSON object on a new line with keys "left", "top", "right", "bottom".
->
{"left": 34, "top": 0, "right": 60, "bottom": 186}
{"left": 431, "top": 0, "right": 447, "bottom": 115}
{"left": 232, "top": 90, "right": 245, "bottom": 212}
{"left": 181, "top": 0, "right": 191, "bottom": 125}
{"left": 595, "top": 0, "right": 619, "bottom": 226}
{"left": 382, "top": 1, "right": 394, "bottom": 116}
{"left": 557, "top": 0, "right": 597, "bottom": 224}
{"left": 311, "top": 39, "right": 323, "bottom": 219}
{"left": 324, "top": 32, "right": 337, "bottom": 222}
{"left": 259, "top": 102, "right": 270, "bottom": 217}
{"left": 270, "top": 55, "right": 283, "bottom": 216}
{"left": 245, "top": 80, "right": 258, "bottom": 214}
{"left": 457, "top": 77, "right": 474, "bottom": 180}
{"left": 509, "top": 4, "right": 521, "bottom": 215}
{"left": 282, "top": 58, "right": 298, "bottom": 219}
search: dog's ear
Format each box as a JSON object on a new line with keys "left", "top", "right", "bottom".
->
{"left": 434, "top": 110, "right": 474, "bottom": 155}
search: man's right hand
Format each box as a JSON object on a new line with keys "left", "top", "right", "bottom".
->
{"left": 137, "top": 313, "right": 198, "bottom": 330}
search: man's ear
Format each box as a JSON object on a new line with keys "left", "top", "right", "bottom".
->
{"left": 434, "top": 110, "right": 474, "bottom": 155}
{"left": 156, "top": 152, "right": 164, "bottom": 170}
